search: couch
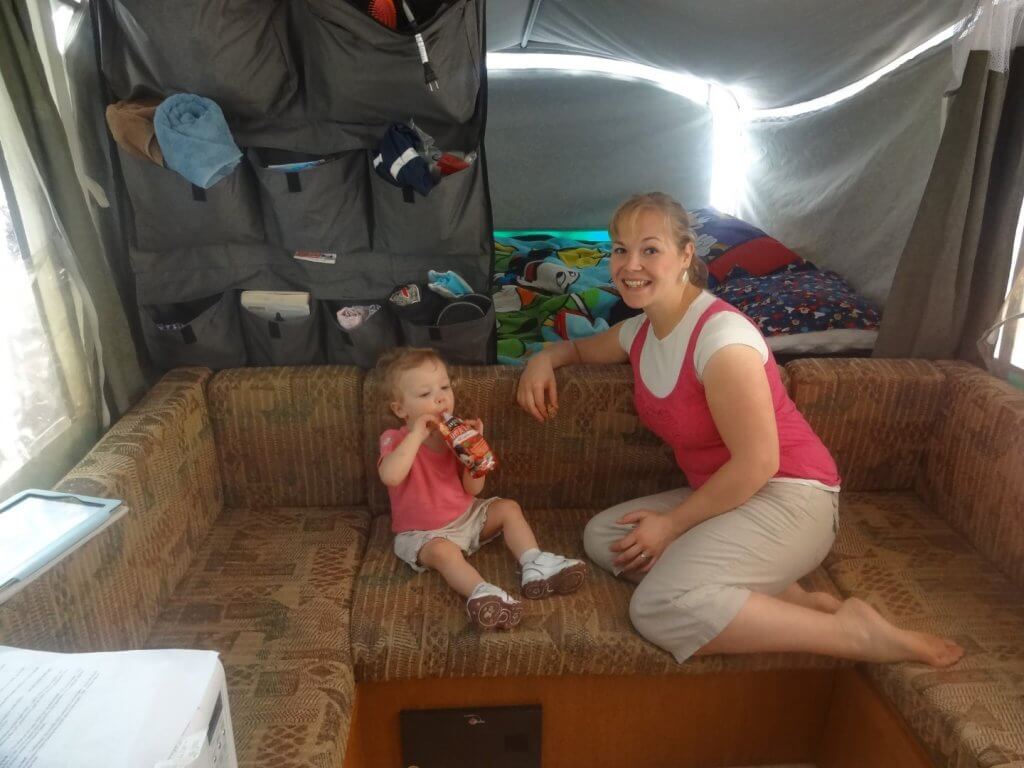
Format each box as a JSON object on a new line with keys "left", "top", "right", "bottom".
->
{"left": 1, "top": 359, "right": 1021, "bottom": 768}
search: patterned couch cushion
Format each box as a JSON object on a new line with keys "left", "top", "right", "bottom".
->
{"left": 362, "top": 365, "right": 685, "bottom": 514}
{"left": 351, "top": 509, "right": 843, "bottom": 681}
{"left": 918, "top": 361, "right": 1024, "bottom": 590}
{"left": 0, "top": 368, "right": 222, "bottom": 652}
{"left": 826, "top": 492, "right": 1024, "bottom": 768}
{"left": 787, "top": 359, "right": 944, "bottom": 492}
{"left": 146, "top": 506, "right": 370, "bottom": 768}
{"left": 208, "top": 367, "right": 366, "bottom": 508}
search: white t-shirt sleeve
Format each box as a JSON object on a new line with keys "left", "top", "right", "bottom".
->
{"left": 694, "top": 312, "right": 769, "bottom": 381}
{"left": 617, "top": 314, "right": 646, "bottom": 354}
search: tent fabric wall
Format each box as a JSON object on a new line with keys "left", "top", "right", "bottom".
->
{"left": 739, "top": 47, "right": 950, "bottom": 307}
{"left": 486, "top": 0, "right": 965, "bottom": 109}
{"left": 487, "top": 70, "right": 713, "bottom": 229}
{"left": 73, "top": 0, "right": 1019, "bottom": 369}
{"left": 90, "top": 0, "right": 494, "bottom": 369}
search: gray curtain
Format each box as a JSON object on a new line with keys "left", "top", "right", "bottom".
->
{"left": 0, "top": 0, "right": 147, "bottom": 499}
{"left": 875, "top": 49, "right": 1024, "bottom": 362}
{"left": 65, "top": 2, "right": 143, "bottom": 353}
{"left": 0, "top": 0, "right": 144, "bottom": 417}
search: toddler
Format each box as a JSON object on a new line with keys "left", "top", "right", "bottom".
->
{"left": 377, "top": 347, "right": 587, "bottom": 629}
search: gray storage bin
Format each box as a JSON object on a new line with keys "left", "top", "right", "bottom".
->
{"left": 251, "top": 150, "right": 371, "bottom": 256}
{"left": 398, "top": 296, "right": 494, "bottom": 365}
{"left": 141, "top": 291, "right": 246, "bottom": 370}
{"left": 241, "top": 299, "right": 325, "bottom": 366}
{"left": 324, "top": 301, "right": 399, "bottom": 368}
{"left": 102, "top": 0, "right": 296, "bottom": 118}
{"left": 119, "top": 149, "right": 264, "bottom": 250}
{"left": 299, "top": 0, "right": 480, "bottom": 125}
{"left": 369, "top": 157, "right": 476, "bottom": 255}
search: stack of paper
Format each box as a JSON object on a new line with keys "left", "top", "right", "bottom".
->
{"left": 0, "top": 646, "right": 234, "bottom": 768}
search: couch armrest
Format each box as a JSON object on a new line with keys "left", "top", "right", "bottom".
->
{"left": 786, "top": 359, "right": 945, "bottom": 491}
{"left": 919, "top": 361, "right": 1024, "bottom": 589}
{"left": 0, "top": 368, "right": 223, "bottom": 651}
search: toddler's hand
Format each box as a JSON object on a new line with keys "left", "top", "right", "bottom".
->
{"left": 411, "top": 413, "right": 437, "bottom": 439}
{"left": 466, "top": 418, "right": 484, "bottom": 435}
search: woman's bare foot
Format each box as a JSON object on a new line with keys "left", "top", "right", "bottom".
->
{"left": 836, "top": 598, "right": 964, "bottom": 667}
{"left": 778, "top": 582, "right": 842, "bottom": 613}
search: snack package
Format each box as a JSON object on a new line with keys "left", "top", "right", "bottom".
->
{"left": 436, "top": 413, "right": 498, "bottom": 478}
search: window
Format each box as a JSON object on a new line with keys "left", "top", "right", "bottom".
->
{"left": 994, "top": 195, "right": 1024, "bottom": 376}
{"left": 51, "top": 0, "right": 83, "bottom": 53}
{"left": 0, "top": 156, "right": 72, "bottom": 488}
{"left": 1009, "top": 199, "right": 1024, "bottom": 373}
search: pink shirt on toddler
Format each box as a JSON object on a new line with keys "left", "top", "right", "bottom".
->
{"left": 379, "top": 427, "right": 475, "bottom": 533}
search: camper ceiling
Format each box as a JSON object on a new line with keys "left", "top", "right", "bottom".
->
{"left": 486, "top": 0, "right": 966, "bottom": 108}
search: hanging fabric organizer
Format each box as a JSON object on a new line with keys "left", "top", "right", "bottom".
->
{"left": 94, "top": 0, "right": 494, "bottom": 370}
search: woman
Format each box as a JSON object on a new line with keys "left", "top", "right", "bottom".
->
{"left": 517, "top": 192, "right": 962, "bottom": 667}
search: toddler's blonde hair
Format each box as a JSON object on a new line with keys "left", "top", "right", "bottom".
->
{"left": 376, "top": 347, "right": 448, "bottom": 404}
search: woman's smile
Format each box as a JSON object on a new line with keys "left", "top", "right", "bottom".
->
{"left": 620, "top": 278, "right": 652, "bottom": 290}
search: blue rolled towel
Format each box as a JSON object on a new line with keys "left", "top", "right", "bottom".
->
{"left": 154, "top": 94, "right": 241, "bottom": 189}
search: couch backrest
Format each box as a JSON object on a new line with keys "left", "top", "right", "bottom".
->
{"left": 787, "top": 359, "right": 945, "bottom": 492}
{"left": 362, "top": 365, "right": 686, "bottom": 514}
{"left": 207, "top": 367, "right": 367, "bottom": 508}
{"left": 0, "top": 368, "right": 222, "bottom": 651}
{"left": 917, "top": 361, "right": 1024, "bottom": 589}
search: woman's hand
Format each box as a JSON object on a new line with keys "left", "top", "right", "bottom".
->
{"left": 611, "top": 509, "right": 684, "bottom": 573}
{"left": 517, "top": 352, "right": 558, "bottom": 423}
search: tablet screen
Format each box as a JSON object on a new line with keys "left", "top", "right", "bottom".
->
{"left": 0, "top": 495, "right": 102, "bottom": 585}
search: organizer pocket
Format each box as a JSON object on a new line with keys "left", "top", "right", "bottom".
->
{"left": 119, "top": 149, "right": 264, "bottom": 251}
{"left": 300, "top": 0, "right": 480, "bottom": 125}
{"left": 241, "top": 300, "right": 325, "bottom": 366}
{"left": 398, "top": 294, "right": 494, "bottom": 365}
{"left": 369, "top": 157, "right": 477, "bottom": 255}
{"left": 324, "top": 301, "right": 399, "bottom": 368}
{"left": 105, "top": 0, "right": 296, "bottom": 118}
{"left": 140, "top": 291, "right": 246, "bottom": 370}
{"left": 252, "top": 150, "right": 370, "bottom": 257}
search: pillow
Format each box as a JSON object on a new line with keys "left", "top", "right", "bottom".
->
{"left": 712, "top": 265, "right": 882, "bottom": 337}
{"left": 690, "top": 207, "right": 802, "bottom": 283}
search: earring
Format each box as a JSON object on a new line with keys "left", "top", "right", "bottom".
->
{"left": 680, "top": 269, "right": 689, "bottom": 285}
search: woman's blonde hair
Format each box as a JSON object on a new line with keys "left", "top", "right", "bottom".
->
{"left": 376, "top": 346, "right": 448, "bottom": 404}
{"left": 609, "top": 192, "right": 709, "bottom": 288}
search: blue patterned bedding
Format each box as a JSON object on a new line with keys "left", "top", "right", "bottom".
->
{"left": 492, "top": 235, "right": 881, "bottom": 363}
{"left": 711, "top": 260, "right": 881, "bottom": 337}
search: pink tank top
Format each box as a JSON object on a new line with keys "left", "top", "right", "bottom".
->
{"left": 629, "top": 299, "right": 840, "bottom": 490}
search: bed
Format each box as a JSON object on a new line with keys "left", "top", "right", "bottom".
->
{"left": 492, "top": 209, "right": 881, "bottom": 365}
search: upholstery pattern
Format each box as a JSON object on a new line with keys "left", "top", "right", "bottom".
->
{"left": 146, "top": 506, "right": 370, "bottom": 768}
{"left": 208, "top": 366, "right": 366, "bottom": 508}
{"left": 0, "top": 368, "right": 222, "bottom": 651}
{"left": 362, "top": 365, "right": 685, "bottom": 514}
{"left": 918, "top": 361, "right": 1024, "bottom": 591}
{"left": 351, "top": 509, "right": 844, "bottom": 681}
{"left": 787, "top": 359, "right": 944, "bottom": 492}
{"left": 826, "top": 492, "right": 1024, "bottom": 768}
{"left": 6, "top": 359, "right": 1024, "bottom": 768}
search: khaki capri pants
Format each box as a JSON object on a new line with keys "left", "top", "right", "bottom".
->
{"left": 583, "top": 482, "right": 839, "bottom": 662}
